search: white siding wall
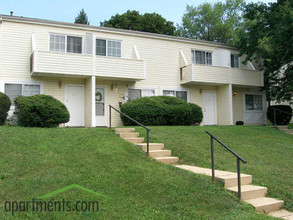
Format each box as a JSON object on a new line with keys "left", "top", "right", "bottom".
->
{"left": 217, "top": 85, "right": 232, "bottom": 125}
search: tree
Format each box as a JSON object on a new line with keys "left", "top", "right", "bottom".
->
{"left": 100, "top": 10, "right": 176, "bottom": 35}
{"left": 178, "top": 0, "right": 246, "bottom": 45}
{"left": 75, "top": 9, "right": 90, "bottom": 25}
{"left": 237, "top": 0, "right": 293, "bottom": 103}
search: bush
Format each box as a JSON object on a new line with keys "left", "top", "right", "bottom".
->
{"left": 0, "top": 92, "right": 11, "bottom": 125}
{"left": 120, "top": 96, "right": 203, "bottom": 126}
{"left": 14, "top": 95, "right": 70, "bottom": 127}
{"left": 267, "top": 105, "right": 292, "bottom": 125}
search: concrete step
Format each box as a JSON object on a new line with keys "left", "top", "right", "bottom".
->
{"left": 136, "top": 143, "right": 165, "bottom": 151}
{"left": 175, "top": 165, "right": 252, "bottom": 188}
{"left": 285, "top": 130, "right": 293, "bottom": 134}
{"left": 149, "top": 150, "right": 171, "bottom": 157}
{"left": 277, "top": 126, "right": 288, "bottom": 130}
{"left": 155, "top": 157, "right": 179, "bottom": 165}
{"left": 115, "top": 128, "right": 134, "bottom": 134}
{"left": 119, "top": 132, "right": 139, "bottom": 138}
{"left": 269, "top": 209, "right": 293, "bottom": 219}
{"left": 124, "top": 137, "right": 144, "bottom": 144}
{"left": 226, "top": 185, "right": 267, "bottom": 200}
{"left": 246, "top": 197, "right": 284, "bottom": 213}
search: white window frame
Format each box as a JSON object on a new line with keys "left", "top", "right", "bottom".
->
{"left": 96, "top": 38, "right": 122, "bottom": 58}
{"left": 191, "top": 49, "right": 213, "bottom": 66}
{"left": 49, "top": 33, "right": 83, "bottom": 54}
{"left": 126, "top": 87, "right": 157, "bottom": 101}
{"left": 161, "top": 88, "right": 189, "bottom": 102}
{"left": 231, "top": 54, "right": 240, "bottom": 68}
{"left": 3, "top": 81, "right": 43, "bottom": 108}
{"left": 243, "top": 93, "right": 265, "bottom": 113}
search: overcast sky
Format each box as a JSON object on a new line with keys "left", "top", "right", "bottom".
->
{"left": 0, "top": 0, "right": 277, "bottom": 26}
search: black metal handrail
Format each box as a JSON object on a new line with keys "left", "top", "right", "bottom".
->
{"left": 205, "top": 131, "right": 247, "bottom": 202}
{"left": 270, "top": 107, "right": 293, "bottom": 128}
{"left": 109, "top": 105, "right": 150, "bottom": 156}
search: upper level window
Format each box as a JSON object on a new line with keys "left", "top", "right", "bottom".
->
{"left": 50, "top": 34, "right": 82, "bottom": 54}
{"left": 231, "top": 54, "right": 240, "bottom": 68}
{"left": 245, "top": 94, "right": 263, "bottom": 111}
{"left": 163, "top": 90, "right": 188, "bottom": 102}
{"left": 5, "top": 83, "right": 40, "bottom": 103}
{"left": 191, "top": 50, "right": 212, "bottom": 65}
{"left": 96, "top": 39, "right": 121, "bottom": 57}
{"left": 128, "top": 89, "right": 155, "bottom": 101}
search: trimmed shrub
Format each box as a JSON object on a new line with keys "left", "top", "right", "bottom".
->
{"left": 267, "top": 105, "right": 292, "bottom": 125}
{"left": 0, "top": 92, "right": 11, "bottom": 125}
{"left": 120, "top": 96, "right": 203, "bottom": 126}
{"left": 14, "top": 95, "right": 70, "bottom": 127}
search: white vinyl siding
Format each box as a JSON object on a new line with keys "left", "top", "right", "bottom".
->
{"left": 163, "top": 90, "right": 188, "bottom": 102}
{"left": 50, "top": 34, "right": 82, "bottom": 54}
{"left": 4, "top": 83, "right": 40, "bottom": 103}
{"left": 191, "top": 50, "right": 212, "bottom": 65}
{"left": 96, "top": 39, "right": 121, "bottom": 57}
{"left": 128, "top": 88, "right": 155, "bottom": 101}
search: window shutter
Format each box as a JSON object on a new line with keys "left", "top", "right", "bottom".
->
{"left": 85, "top": 33, "right": 93, "bottom": 55}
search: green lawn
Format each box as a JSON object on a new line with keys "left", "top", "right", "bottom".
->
{"left": 288, "top": 123, "right": 293, "bottom": 129}
{"left": 0, "top": 127, "right": 273, "bottom": 219}
{"left": 136, "top": 126, "right": 293, "bottom": 212}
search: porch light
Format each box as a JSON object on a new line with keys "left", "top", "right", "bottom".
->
{"left": 233, "top": 91, "right": 237, "bottom": 96}
{"left": 58, "top": 80, "right": 63, "bottom": 88}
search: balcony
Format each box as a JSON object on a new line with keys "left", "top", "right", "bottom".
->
{"left": 180, "top": 64, "right": 263, "bottom": 87}
{"left": 181, "top": 64, "right": 230, "bottom": 85}
{"left": 31, "top": 50, "right": 145, "bottom": 81}
{"left": 232, "top": 68, "right": 263, "bottom": 87}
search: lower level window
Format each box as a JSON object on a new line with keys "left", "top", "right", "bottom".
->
{"left": 5, "top": 83, "right": 40, "bottom": 103}
{"left": 128, "top": 89, "right": 155, "bottom": 101}
{"left": 163, "top": 90, "right": 188, "bottom": 102}
{"left": 245, "top": 94, "right": 263, "bottom": 110}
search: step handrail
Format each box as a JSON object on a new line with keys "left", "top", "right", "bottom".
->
{"left": 109, "top": 105, "right": 150, "bottom": 156}
{"left": 205, "top": 131, "right": 247, "bottom": 202}
{"left": 270, "top": 107, "right": 293, "bottom": 128}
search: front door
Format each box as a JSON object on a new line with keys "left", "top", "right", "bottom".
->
{"left": 65, "top": 84, "right": 84, "bottom": 126}
{"left": 95, "top": 86, "right": 107, "bottom": 126}
{"left": 203, "top": 92, "right": 216, "bottom": 125}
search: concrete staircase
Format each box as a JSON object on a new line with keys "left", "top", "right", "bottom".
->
{"left": 176, "top": 165, "right": 293, "bottom": 219}
{"left": 276, "top": 126, "right": 293, "bottom": 135}
{"left": 115, "top": 128, "right": 179, "bottom": 165}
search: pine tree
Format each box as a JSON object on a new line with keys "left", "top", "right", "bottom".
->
{"left": 74, "top": 9, "right": 90, "bottom": 25}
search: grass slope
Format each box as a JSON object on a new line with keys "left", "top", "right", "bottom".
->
{"left": 0, "top": 127, "right": 272, "bottom": 219}
{"left": 136, "top": 126, "right": 293, "bottom": 212}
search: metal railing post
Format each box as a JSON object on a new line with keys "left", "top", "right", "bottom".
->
{"left": 273, "top": 108, "right": 276, "bottom": 128}
{"left": 109, "top": 105, "right": 112, "bottom": 131}
{"left": 237, "top": 158, "right": 241, "bottom": 202}
{"left": 211, "top": 137, "right": 215, "bottom": 185}
{"left": 147, "top": 129, "right": 149, "bottom": 157}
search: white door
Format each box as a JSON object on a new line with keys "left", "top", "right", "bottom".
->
{"left": 95, "top": 86, "right": 107, "bottom": 127}
{"left": 203, "top": 92, "right": 217, "bottom": 125}
{"left": 65, "top": 84, "right": 84, "bottom": 127}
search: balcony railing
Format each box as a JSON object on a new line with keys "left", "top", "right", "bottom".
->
{"left": 31, "top": 50, "right": 145, "bottom": 81}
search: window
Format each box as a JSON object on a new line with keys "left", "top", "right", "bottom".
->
{"left": 5, "top": 84, "right": 41, "bottom": 103}
{"left": 163, "top": 90, "right": 188, "bottom": 102}
{"left": 191, "top": 50, "right": 212, "bottom": 65}
{"left": 96, "top": 39, "right": 121, "bottom": 57}
{"left": 231, "top": 54, "right": 240, "bottom": 68}
{"left": 128, "top": 89, "right": 155, "bottom": 101}
{"left": 50, "top": 34, "right": 82, "bottom": 53}
{"left": 245, "top": 94, "right": 263, "bottom": 111}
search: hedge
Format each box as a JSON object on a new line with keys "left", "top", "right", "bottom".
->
{"left": 14, "top": 95, "right": 70, "bottom": 127}
{"left": 0, "top": 92, "right": 11, "bottom": 125}
{"left": 120, "top": 96, "right": 203, "bottom": 126}
{"left": 267, "top": 105, "right": 292, "bottom": 125}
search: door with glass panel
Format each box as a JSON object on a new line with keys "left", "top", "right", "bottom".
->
{"left": 95, "top": 87, "right": 107, "bottom": 127}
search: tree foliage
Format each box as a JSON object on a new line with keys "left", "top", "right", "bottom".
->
{"left": 100, "top": 10, "right": 176, "bottom": 35}
{"left": 178, "top": 0, "right": 246, "bottom": 45}
{"left": 237, "top": 0, "right": 293, "bottom": 103}
{"left": 75, "top": 9, "right": 90, "bottom": 25}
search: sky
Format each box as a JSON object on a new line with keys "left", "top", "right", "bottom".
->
{"left": 0, "top": 0, "right": 277, "bottom": 26}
